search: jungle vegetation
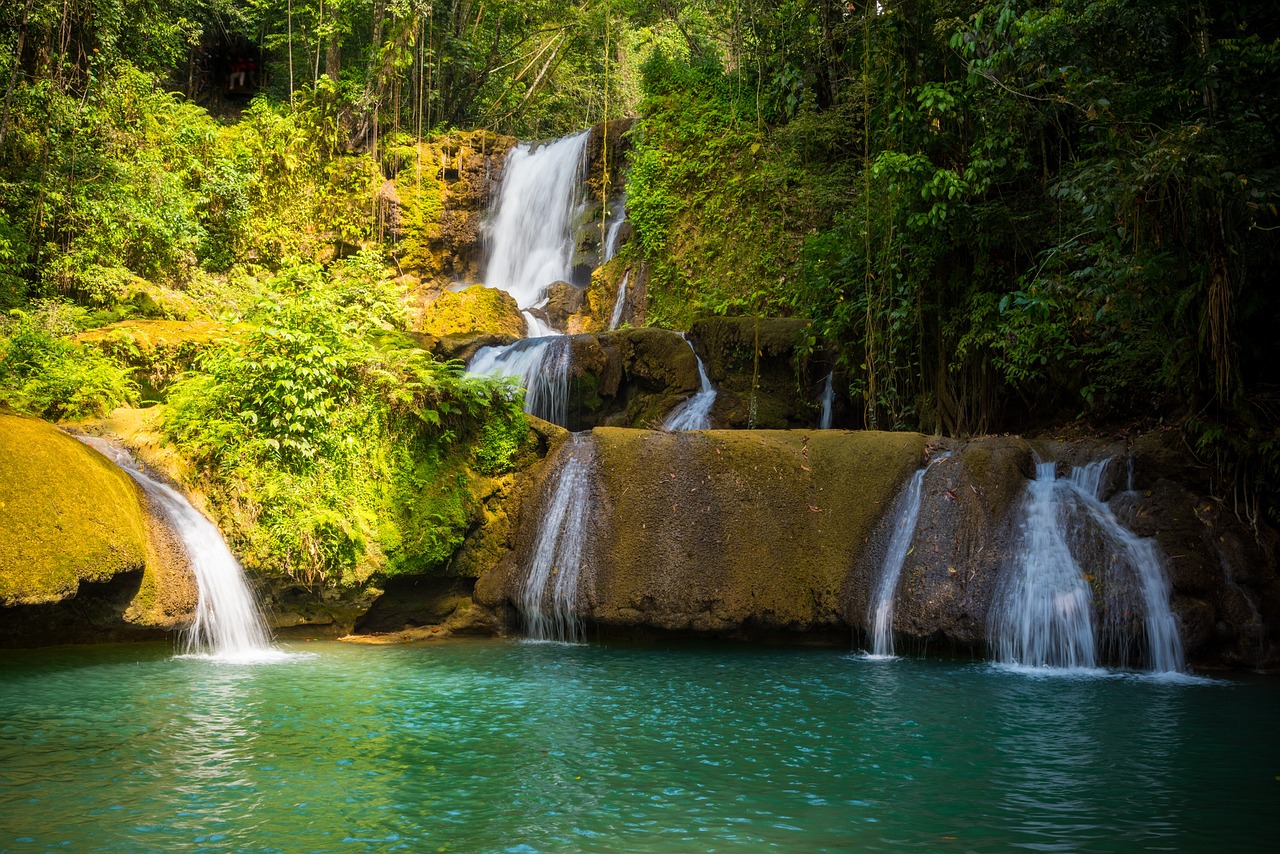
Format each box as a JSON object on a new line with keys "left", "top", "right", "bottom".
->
{"left": 1, "top": 0, "right": 1277, "bottom": 586}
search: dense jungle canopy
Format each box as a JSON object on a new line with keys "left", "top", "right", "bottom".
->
{"left": 1, "top": 1, "right": 1278, "bottom": 586}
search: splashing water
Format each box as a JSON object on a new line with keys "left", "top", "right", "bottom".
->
{"left": 866, "top": 452, "right": 950, "bottom": 657}
{"left": 484, "top": 131, "right": 590, "bottom": 311}
{"left": 519, "top": 435, "right": 594, "bottom": 642}
{"left": 78, "top": 437, "right": 282, "bottom": 663}
{"left": 1061, "top": 459, "right": 1184, "bottom": 673}
{"left": 469, "top": 337, "right": 571, "bottom": 426}
{"left": 664, "top": 336, "right": 717, "bottom": 431}
{"left": 991, "top": 462, "right": 1099, "bottom": 671}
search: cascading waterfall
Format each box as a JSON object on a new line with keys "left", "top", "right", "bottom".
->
{"left": 483, "top": 131, "right": 590, "bottom": 310}
{"left": 519, "top": 435, "right": 594, "bottom": 642}
{"left": 1061, "top": 459, "right": 1184, "bottom": 672}
{"left": 608, "top": 269, "right": 630, "bottom": 331}
{"left": 603, "top": 199, "right": 627, "bottom": 263}
{"left": 818, "top": 373, "right": 835, "bottom": 430}
{"left": 991, "top": 462, "right": 1099, "bottom": 670}
{"left": 469, "top": 337, "right": 571, "bottom": 426}
{"left": 468, "top": 130, "right": 592, "bottom": 427}
{"left": 664, "top": 337, "right": 717, "bottom": 431}
{"left": 78, "top": 437, "right": 280, "bottom": 662}
{"left": 866, "top": 452, "right": 949, "bottom": 657}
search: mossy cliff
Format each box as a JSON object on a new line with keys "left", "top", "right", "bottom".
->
{"left": 0, "top": 413, "right": 194, "bottom": 645}
{"left": 475, "top": 428, "right": 928, "bottom": 639}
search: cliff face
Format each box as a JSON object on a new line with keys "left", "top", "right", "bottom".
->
{"left": 0, "top": 413, "right": 195, "bottom": 646}
{"left": 470, "top": 427, "right": 1278, "bottom": 669}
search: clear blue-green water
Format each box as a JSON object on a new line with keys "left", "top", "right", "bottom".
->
{"left": 0, "top": 640, "right": 1275, "bottom": 853}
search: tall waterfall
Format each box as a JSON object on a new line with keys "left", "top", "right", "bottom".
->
{"left": 483, "top": 131, "right": 590, "bottom": 310}
{"left": 664, "top": 337, "right": 717, "bottom": 431}
{"left": 818, "top": 373, "right": 835, "bottom": 430}
{"left": 1062, "top": 460, "right": 1184, "bottom": 672}
{"left": 608, "top": 269, "right": 630, "bottom": 331}
{"left": 519, "top": 435, "right": 593, "bottom": 642}
{"left": 78, "top": 438, "right": 280, "bottom": 662}
{"left": 469, "top": 337, "right": 571, "bottom": 426}
{"left": 991, "top": 462, "right": 1099, "bottom": 670}
{"left": 866, "top": 452, "right": 949, "bottom": 657}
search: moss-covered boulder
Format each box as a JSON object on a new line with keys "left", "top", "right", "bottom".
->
{"left": 0, "top": 413, "right": 195, "bottom": 645}
{"left": 419, "top": 285, "right": 526, "bottom": 338}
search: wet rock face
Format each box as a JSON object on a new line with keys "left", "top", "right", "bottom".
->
{"left": 854, "top": 438, "right": 1035, "bottom": 655}
{"left": 690, "top": 317, "right": 821, "bottom": 429}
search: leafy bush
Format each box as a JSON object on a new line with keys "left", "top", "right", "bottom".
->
{"left": 0, "top": 302, "right": 136, "bottom": 419}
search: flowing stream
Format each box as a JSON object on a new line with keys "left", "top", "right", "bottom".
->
{"left": 663, "top": 337, "right": 717, "bottom": 431}
{"left": 991, "top": 462, "right": 1099, "bottom": 671}
{"left": 603, "top": 198, "right": 627, "bottom": 263}
{"left": 469, "top": 337, "right": 571, "bottom": 426}
{"left": 608, "top": 269, "right": 629, "bottom": 331}
{"left": 519, "top": 435, "right": 593, "bottom": 642}
{"left": 866, "top": 452, "right": 949, "bottom": 657}
{"left": 1061, "top": 459, "right": 1184, "bottom": 672}
{"left": 818, "top": 372, "right": 834, "bottom": 429}
{"left": 78, "top": 437, "right": 280, "bottom": 662}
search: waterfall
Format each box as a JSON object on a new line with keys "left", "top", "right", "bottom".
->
{"left": 603, "top": 199, "right": 627, "bottom": 263}
{"left": 78, "top": 438, "right": 281, "bottom": 662}
{"left": 664, "top": 337, "right": 717, "bottom": 431}
{"left": 608, "top": 270, "right": 630, "bottom": 331}
{"left": 469, "top": 337, "right": 571, "bottom": 426}
{"left": 991, "top": 462, "right": 1099, "bottom": 670}
{"left": 519, "top": 435, "right": 593, "bottom": 643}
{"left": 818, "top": 373, "right": 835, "bottom": 430}
{"left": 483, "top": 131, "right": 590, "bottom": 311}
{"left": 866, "top": 452, "right": 949, "bottom": 657}
{"left": 1061, "top": 459, "right": 1184, "bottom": 673}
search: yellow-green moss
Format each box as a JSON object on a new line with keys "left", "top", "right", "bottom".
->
{"left": 0, "top": 413, "right": 150, "bottom": 605}
{"left": 419, "top": 286, "right": 526, "bottom": 338}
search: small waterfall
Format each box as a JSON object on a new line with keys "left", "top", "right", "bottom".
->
{"left": 603, "top": 200, "right": 627, "bottom": 262}
{"left": 866, "top": 452, "right": 949, "bottom": 657}
{"left": 519, "top": 435, "right": 593, "bottom": 642}
{"left": 664, "top": 337, "right": 717, "bottom": 431}
{"left": 608, "top": 270, "right": 630, "bottom": 331}
{"left": 484, "top": 131, "right": 590, "bottom": 311}
{"left": 991, "top": 462, "right": 1099, "bottom": 670}
{"left": 469, "top": 337, "right": 571, "bottom": 426}
{"left": 78, "top": 438, "right": 280, "bottom": 662}
{"left": 1061, "top": 459, "right": 1184, "bottom": 673}
{"left": 818, "top": 373, "right": 835, "bottom": 430}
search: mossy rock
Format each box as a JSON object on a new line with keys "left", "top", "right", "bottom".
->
{"left": 75, "top": 319, "right": 231, "bottom": 400}
{"left": 689, "top": 316, "right": 816, "bottom": 428}
{"left": 0, "top": 414, "right": 196, "bottom": 646}
{"left": 419, "top": 286, "right": 526, "bottom": 338}
{"left": 0, "top": 413, "right": 153, "bottom": 605}
{"left": 573, "top": 428, "right": 926, "bottom": 636}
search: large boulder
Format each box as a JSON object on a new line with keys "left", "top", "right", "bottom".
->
{"left": 419, "top": 285, "right": 526, "bottom": 338}
{"left": 689, "top": 316, "right": 822, "bottom": 429}
{"left": 0, "top": 413, "right": 195, "bottom": 645}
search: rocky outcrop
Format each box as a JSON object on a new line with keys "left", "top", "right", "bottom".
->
{"left": 75, "top": 319, "right": 232, "bottom": 401}
{"left": 419, "top": 285, "right": 526, "bottom": 338}
{"left": 0, "top": 413, "right": 195, "bottom": 646}
{"left": 466, "top": 427, "right": 1277, "bottom": 669}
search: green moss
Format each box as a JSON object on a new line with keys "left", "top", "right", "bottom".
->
{"left": 419, "top": 286, "right": 525, "bottom": 338}
{"left": 473, "top": 411, "right": 533, "bottom": 476}
{"left": 0, "top": 413, "right": 150, "bottom": 605}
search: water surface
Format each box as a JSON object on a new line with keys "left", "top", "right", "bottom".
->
{"left": 1, "top": 641, "right": 1274, "bottom": 852}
